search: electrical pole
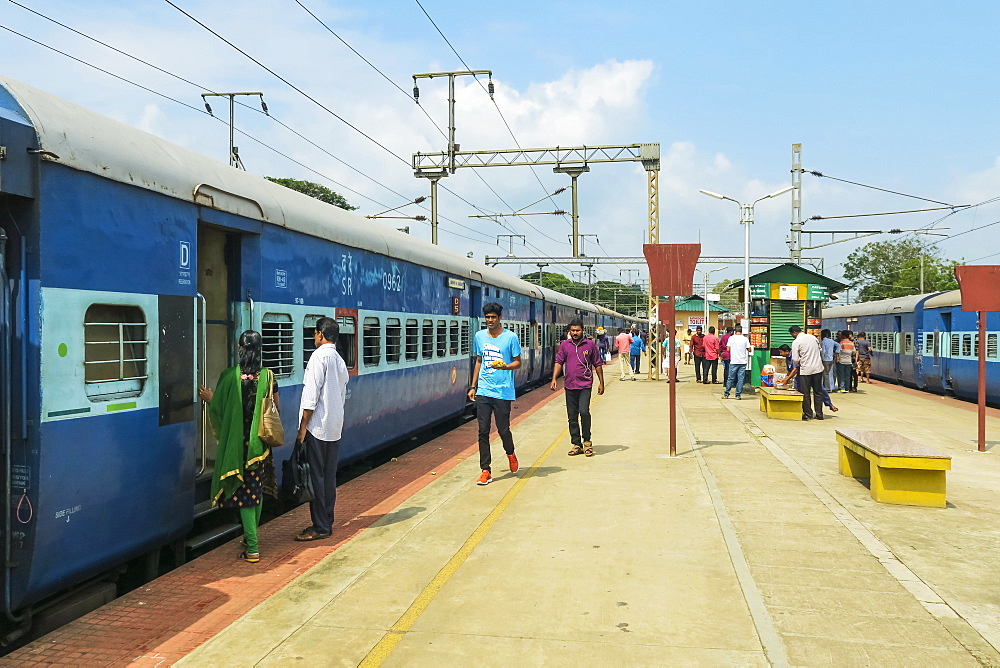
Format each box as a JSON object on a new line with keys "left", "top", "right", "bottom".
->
{"left": 497, "top": 234, "right": 525, "bottom": 257}
{"left": 790, "top": 143, "right": 803, "bottom": 263}
{"left": 201, "top": 92, "right": 267, "bottom": 169}
{"left": 554, "top": 165, "right": 590, "bottom": 257}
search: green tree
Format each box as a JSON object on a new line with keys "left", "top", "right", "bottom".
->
{"left": 712, "top": 278, "right": 743, "bottom": 313}
{"left": 264, "top": 177, "right": 358, "bottom": 211}
{"left": 843, "top": 238, "right": 960, "bottom": 302}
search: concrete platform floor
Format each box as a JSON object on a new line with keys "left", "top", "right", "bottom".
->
{"left": 178, "top": 358, "right": 1000, "bottom": 667}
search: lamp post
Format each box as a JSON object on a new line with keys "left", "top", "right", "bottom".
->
{"left": 697, "top": 266, "right": 729, "bottom": 331}
{"left": 699, "top": 186, "right": 794, "bottom": 328}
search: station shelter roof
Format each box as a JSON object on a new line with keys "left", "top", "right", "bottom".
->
{"left": 674, "top": 295, "right": 729, "bottom": 312}
{"left": 729, "top": 263, "right": 849, "bottom": 293}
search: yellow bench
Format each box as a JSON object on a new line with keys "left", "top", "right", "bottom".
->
{"left": 758, "top": 386, "right": 803, "bottom": 420}
{"left": 836, "top": 429, "right": 951, "bottom": 508}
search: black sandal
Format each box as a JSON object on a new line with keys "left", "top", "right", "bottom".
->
{"left": 295, "top": 528, "right": 331, "bottom": 541}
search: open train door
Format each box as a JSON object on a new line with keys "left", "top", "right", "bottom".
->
{"left": 468, "top": 284, "right": 482, "bottom": 391}
{"left": 893, "top": 315, "right": 903, "bottom": 382}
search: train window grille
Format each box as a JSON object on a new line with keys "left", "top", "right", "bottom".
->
{"left": 925, "top": 333, "right": 933, "bottom": 356}
{"left": 460, "top": 321, "right": 471, "bottom": 355}
{"left": 362, "top": 317, "right": 381, "bottom": 366}
{"left": 386, "top": 318, "right": 401, "bottom": 364}
{"left": 261, "top": 314, "right": 294, "bottom": 378}
{"left": 336, "top": 316, "right": 357, "bottom": 369}
{"left": 988, "top": 333, "right": 998, "bottom": 359}
{"left": 973, "top": 334, "right": 979, "bottom": 358}
{"left": 436, "top": 320, "right": 447, "bottom": 357}
{"left": 84, "top": 304, "right": 148, "bottom": 401}
{"left": 449, "top": 321, "right": 459, "bottom": 355}
{"left": 302, "top": 314, "right": 328, "bottom": 370}
{"left": 933, "top": 331, "right": 940, "bottom": 364}
{"left": 962, "top": 334, "right": 972, "bottom": 357}
{"left": 889, "top": 334, "right": 896, "bottom": 354}
{"left": 904, "top": 333, "right": 913, "bottom": 355}
{"left": 405, "top": 319, "right": 419, "bottom": 361}
{"left": 422, "top": 319, "right": 434, "bottom": 359}
{"left": 947, "top": 333, "right": 958, "bottom": 357}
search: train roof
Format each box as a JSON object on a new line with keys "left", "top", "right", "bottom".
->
{"left": 822, "top": 292, "right": 941, "bottom": 319}
{"left": 0, "top": 75, "right": 629, "bottom": 317}
{"left": 922, "top": 290, "right": 961, "bottom": 309}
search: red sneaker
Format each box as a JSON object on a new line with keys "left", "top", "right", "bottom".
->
{"left": 476, "top": 470, "right": 492, "bottom": 485}
{"left": 507, "top": 453, "right": 519, "bottom": 473}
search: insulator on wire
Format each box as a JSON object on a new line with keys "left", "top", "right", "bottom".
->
{"left": 413, "top": 84, "right": 420, "bottom": 103}
{"left": 260, "top": 98, "right": 269, "bottom": 115}
{"left": 487, "top": 80, "right": 495, "bottom": 99}
{"left": 414, "top": 196, "right": 427, "bottom": 204}
{"left": 553, "top": 187, "right": 567, "bottom": 195}
{"left": 415, "top": 215, "right": 427, "bottom": 221}
{"left": 204, "top": 102, "right": 213, "bottom": 116}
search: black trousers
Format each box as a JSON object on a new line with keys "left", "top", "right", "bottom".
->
{"left": 304, "top": 431, "right": 340, "bottom": 535}
{"left": 565, "top": 388, "right": 593, "bottom": 446}
{"left": 799, "top": 373, "right": 825, "bottom": 419}
{"left": 476, "top": 395, "right": 515, "bottom": 472}
{"left": 693, "top": 354, "right": 704, "bottom": 380}
{"left": 701, "top": 358, "right": 718, "bottom": 383}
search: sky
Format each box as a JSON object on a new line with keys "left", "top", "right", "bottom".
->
{"left": 2, "top": 0, "right": 1000, "bottom": 304}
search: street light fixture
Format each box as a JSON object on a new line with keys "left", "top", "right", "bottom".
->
{"left": 699, "top": 186, "right": 794, "bottom": 330}
{"left": 697, "top": 266, "right": 729, "bottom": 331}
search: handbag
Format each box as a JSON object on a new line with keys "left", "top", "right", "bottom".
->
{"left": 290, "top": 439, "right": 315, "bottom": 504}
{"left": 603, "top": 352, "right": 611, "bottom": 363}
{"left": 257, "top": 369, "right": 285, "bottom": 447}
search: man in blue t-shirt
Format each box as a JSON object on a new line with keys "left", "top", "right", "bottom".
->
{"left": 469, "top": 302, "right": 523, "bottom": 485}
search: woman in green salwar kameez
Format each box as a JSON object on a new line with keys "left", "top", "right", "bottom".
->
{"left": 197, "top": 330, "right": 279, "bottom": 563}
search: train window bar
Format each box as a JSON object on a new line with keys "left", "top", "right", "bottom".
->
{"left": 386, "top": 318, "right": 402, "bottom": 364}
{"left": 363, "top": 317, "right": 382, "bottom": 367}
{"left": 405, "top": 319, "right": 419, "bottom": 362}
{"left": 261, "top": 314, "right": 294, "bottom": 378}
{"left": 84, "top": 306, "right": 147, "bottom": 400}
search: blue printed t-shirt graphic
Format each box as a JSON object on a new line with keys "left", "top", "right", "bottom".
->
{"left": 474, "top": 328, "right": 522, "bottom": 400}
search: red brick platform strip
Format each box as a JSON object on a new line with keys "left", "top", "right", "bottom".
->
{"left": 3, "top": 388, "right": 564, "bottom": 666}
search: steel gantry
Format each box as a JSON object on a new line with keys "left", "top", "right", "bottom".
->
{"left": 413, "top": 142, "right": 664, "bottom": 377}
{"left": 485, "top": 255, "right": 826, "bottom": 269}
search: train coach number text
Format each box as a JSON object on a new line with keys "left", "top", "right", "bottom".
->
{"left": 383, "top": 272, "right": 402, "bottom": 292}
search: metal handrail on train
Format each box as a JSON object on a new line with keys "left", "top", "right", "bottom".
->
{"left": 196, "top": 293, "right": 208, "bottom": 478}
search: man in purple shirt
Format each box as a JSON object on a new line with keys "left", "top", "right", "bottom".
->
{"left": 550, "top": 319, "right": 605, "bottom": 457}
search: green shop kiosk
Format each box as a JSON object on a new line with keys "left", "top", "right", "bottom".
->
{"left": 730, "top": 264, "right": 848, "bottom": 386}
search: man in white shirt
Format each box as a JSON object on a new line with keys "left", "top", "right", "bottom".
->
{"left": 295, "top": 317, "right": 350, "bottom": 541}
{"left": 789, "top": 325, "right": 825, "bottom": 421}
{"left": 722, "top": 325, "right": 753, "bottom": 399}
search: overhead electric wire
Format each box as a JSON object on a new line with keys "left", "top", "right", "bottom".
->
{"left": 803, "top": 169, "right": 955, "bottom": 206}
{"left": 809, "top": 205, "right": 970, "bottom": 221}
{"left": 0, "top": 20, "right": 500, "bottom": 247}
{"left": 413, "top": 0, "right": 572, "bottom": 225}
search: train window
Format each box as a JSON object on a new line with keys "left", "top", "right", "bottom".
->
{"left": 302, "top": 314, "right": 328, "bottom": 370}
{"left": 436, "top": 320, "right": 447, "bottom": 357}
{"left": 904, "top": 333, "right": 913, "bottom": 355}
{"left": 460, "top": 321, "right": 471, "bottom": 355}
{"left": 386, "top": 318, "right": 401, "bottom": 364}
{"left": 948, "top": 333, "right": 959, "bottom": 357}
{"left": 449, "top": 321, "right": 459, "bottom": 355}
{"left": 362, "top": 317, "right": 381, "bottom": 367}
{"left": 988, "top": 334, "right": 998, "bottom": 359}
{"left": 961, "top": 334, "right": 972, "bottom": 357}
{"left": 261, "top": 313, "right": 294, "bottom": 378}
{"left": 405, "top": 319, "right": 419, "bottom": 362}
{"left": 422, "top": 319, "right": 434, "bottom": 359}
{"left": 925, "top": 333, "right": 933, "bottom": 355}
{"left": 336, "top": 316, "right": 357, "bottom": 369}
{"left": 889, "top": 335, "right": 896, "bottom": 354}
{"left": 84, "top": 304, "right": 148, "bottom": 401}
{"left": 973, "top": 334, "right": 979, "bottom": 357}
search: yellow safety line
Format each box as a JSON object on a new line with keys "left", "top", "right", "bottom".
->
{"left": 359, "top": 388, "right": 609, "bottom": 666}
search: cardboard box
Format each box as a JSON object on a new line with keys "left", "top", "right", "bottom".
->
{"left": 770, "top": 356, "right": 788, "bottom": 374}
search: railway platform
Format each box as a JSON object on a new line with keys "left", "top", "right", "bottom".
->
{"left": 5, "top": 359, "right": 999, "bottom": 666}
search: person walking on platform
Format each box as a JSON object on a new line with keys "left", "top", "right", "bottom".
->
{"left": 469, "top": 302, "right": 523, "bottom": 485}
{"left": 615, "top": 328, "right": 635, "bottom": 380}
{"left": 722, "top": 325, "right": 752, "bottom": 399}
{"left": 702, "top": 326, "right": 721, "bottom": 384}
{"left": 595, "top": 327, "right": 612, "bottom": 363}
{"left": 691, "top": 326, "right": 705, "bottom": 382}
{"left": 551, "top": 319, "right": 605, "bottom": 457}
{"left": 630, "top": 330, "right": 646, "bottom": 374}
{"left": 856, "top": 331, "right": 874, "bottom": 384}
{"left": 719, "top": 326, "right": 734, "bottom": 385}
{"left": 820, "top": 329, "right": 839, "bottom": 392}
{"left": 790, "top": 325, "right": 825, "bottom": 420}
{"left": 836, "top": 330, "right": 856, "bottom": 393}
{"left": 295, "top": 317, "right": 350, "bottom": 542}
{"left": 198, "top": 330, "right": 279, "bottom": 563}
{"left": 682, "top": 328, "right": 693, "bottom": 365}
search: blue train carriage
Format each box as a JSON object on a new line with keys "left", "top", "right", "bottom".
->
{"left": 0, "top": 74, "right": 615, "bottom": 625}
{"left": 823, "top": 291, "right": 999, "bottom": 404}
{"left": 919, "top": 290, "right": 999, "bottom": 404}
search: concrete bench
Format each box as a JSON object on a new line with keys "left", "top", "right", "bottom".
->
{"left": 758, "top": 386, "right": 803, "bottom": 420}
{"left": 836, "top": 429, "right": 952, "bottom": 508}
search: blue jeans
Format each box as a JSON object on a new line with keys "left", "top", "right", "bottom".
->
{"left": 724, "top": 363, "right": 747, "bottom": 397}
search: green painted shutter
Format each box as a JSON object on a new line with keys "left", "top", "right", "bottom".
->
{"left": 769, "top": 300, "right": 805, "bottom": 347}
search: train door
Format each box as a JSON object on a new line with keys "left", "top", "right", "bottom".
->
{"left": 468, "top": 285, "right": 482, "bottom": 389}
{"left": 195, "top": 225, "right": 244, "bottom": 486}
{"left": 893, "top": 315, "right": 902, "bottom": 381}
{"left": 528, "top": 300, "right": 537, "bottom": 378}
{"left": 939, "top": 312, "right": 953, "bottom": 391}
